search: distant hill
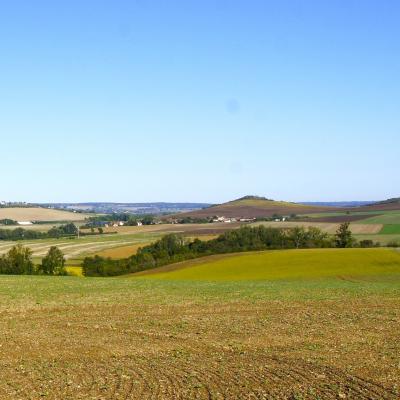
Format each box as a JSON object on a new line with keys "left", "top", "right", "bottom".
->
{"left": 38, "top": 202, "right": 212, "bottom": 215}
{"left": 301, "top": 201, "right": 376, "bottom": 208}
{"left": 354, "top": 197, "right": 400, "bottom": 212}
{"left": 178, "top": 196, "right": 338, "bottom": 219}
{"left": 373, "top": 197, "right": 400, "bottom": 205}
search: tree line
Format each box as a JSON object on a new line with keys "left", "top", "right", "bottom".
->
{"left": 0, "top": 223, "right": 80, "bottom": 241}
{"left": 82, "top": 222, "right": 374, "bottom": 277}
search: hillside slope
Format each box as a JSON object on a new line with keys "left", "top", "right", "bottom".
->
{"left": 357, "top": 198, "right": 400, "bottom": 212}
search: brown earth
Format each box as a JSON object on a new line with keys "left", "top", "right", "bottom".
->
{"left": 0, "top": 297, "right": 398, "bottom": 399}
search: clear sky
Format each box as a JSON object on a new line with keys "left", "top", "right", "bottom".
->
{"left": 1, "top": 1, "right": 399, "bottom": 203}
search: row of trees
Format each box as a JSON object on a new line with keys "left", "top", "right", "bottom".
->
{"left": 82, "top": 223, "right": 364, "bottom": 277}
{"left": 0, "top": 218, "right": 17, "bottom": 226}
{"left": 0, "top": 245, "right": 66, "bottom": 275}
{"left": 0, "top": 223, "right": 78, "bottom": 241}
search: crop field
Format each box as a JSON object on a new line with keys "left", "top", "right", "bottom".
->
{"left": 357, "top": 212, "right": 400, "bottom": 225}
{"left": 0, "top": 223, "right": 67, "bottom": 232}
{"left": 90, "top": 222, "right": 243, "bottom": 237}
{"left": 136, "top": 248, "right": 400, "bottom": 281}
{"left": 96, "top": 242, "right": 153, "bottom": 258}
{"left": 0, "top": 232, "right": 161, "bottom": 260}
{"left": 380, "top": 225, "right": 400, "bottom": 234}
{"left": 353, "top": 233, "right": 400, "bottom": 245}
{"left": 0, "top": 248, "right": 399, "bottom": 399}
{"left": 301, "top": 210, "right": 400, "bottom": 224}
{"left": 252, "top": 221, "right": 383, "bottom": 234}
{"left": 0, "top": 207, "right": 89, "bottom": 222}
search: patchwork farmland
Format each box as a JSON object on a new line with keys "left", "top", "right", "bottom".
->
{"left": 1, "top": 199, "right": 400, "bottom": 398}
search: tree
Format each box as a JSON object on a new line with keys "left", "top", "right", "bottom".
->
{"left": 290, "top": 227, "right": 308, "bottom": 249}
{"left": 40, "top": 246, "right": 66, "bottom": 275}
{"left": 335, "top": 222, "right": 354, "bottom": 248}
{"left": 142, "top": 215, "right": 155, "bottom": 225}
{"left": 306, "top": 227, "right": 330, "bottom": 248}
{"left": 0, "top": 244, "right": 34, "bottom": 274}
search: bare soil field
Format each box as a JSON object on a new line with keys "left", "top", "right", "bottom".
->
{"left": 0, "top": 276, "right": 398, "bottom": 399}
{"left": 0, "top": 207, "right": 88, "bottom": 222}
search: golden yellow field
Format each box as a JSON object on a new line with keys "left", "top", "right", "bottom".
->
{"left": 96, "top": 243, "right": 152, "bottom": 258}
{"left": 0, "top": 207, "right": 88, "bottom": 222}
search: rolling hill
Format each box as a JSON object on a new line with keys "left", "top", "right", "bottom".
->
{"left": 357, "top": 197, "right": 400, "bottom": 211}
{"left": 177, "top": 196, "right": 338, "bottom": 219}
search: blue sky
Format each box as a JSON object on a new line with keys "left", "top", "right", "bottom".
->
{"left": 1, "top": 1, "right": 399, "bottom": 203}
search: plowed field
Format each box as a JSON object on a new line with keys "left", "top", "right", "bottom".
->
{"left": 0, "top": 272, "right": 399, "bottom": 399}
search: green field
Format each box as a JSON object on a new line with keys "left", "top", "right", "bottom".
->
{"left": 136, "top": 248, "right": 400, "bottom": 281}
{"left": 302, "top": 210, "right": 400, "bottom": 221}
{"left": 361, "top": 212, "right": 400, "bottom": 224}
{"left": 380, "top": 224, "right": 400, "bottom": 234}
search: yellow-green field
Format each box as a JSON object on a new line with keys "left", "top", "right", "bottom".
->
{"left": 65, "top": 265, "right": 83, "bottom": 276}
{"left": 136, "top": 248, "right": 400, "bottom": 281}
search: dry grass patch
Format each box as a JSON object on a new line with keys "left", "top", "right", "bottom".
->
{"left": 96, "top": 243, "right": 152, "bottom": 259}
{"left": 0, "top": 207, "right": 88, "bottom": 222}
